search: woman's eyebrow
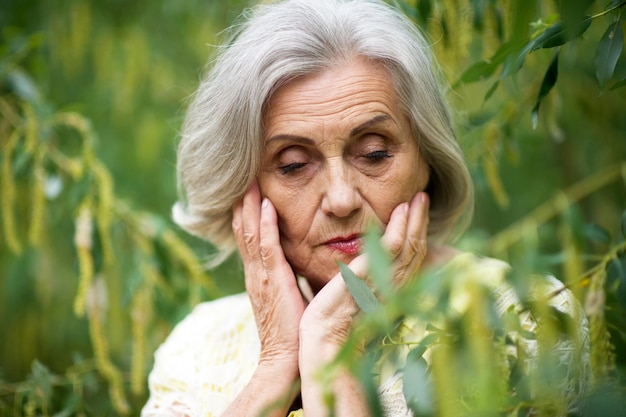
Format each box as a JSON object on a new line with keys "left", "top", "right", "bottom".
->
{"left": 265, "top": 134, "right": 315, "bottom": 146}
{"left": 350, "top": 114, "right": 392, "bottom": 137}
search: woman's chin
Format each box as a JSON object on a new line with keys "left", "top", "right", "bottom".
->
{"left": 300, "top": 255, "right": 361, "bottom": 295}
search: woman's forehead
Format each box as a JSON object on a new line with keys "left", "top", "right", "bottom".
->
{"left": 263, "top": 59, "right": 404, "bottom": 138}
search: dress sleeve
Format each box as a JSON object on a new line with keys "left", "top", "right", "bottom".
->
{"left": 141, "top": 293, "right": 260, "bottom": 417}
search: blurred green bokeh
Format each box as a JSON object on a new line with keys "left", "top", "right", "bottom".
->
{"left": 1, "top": 0, "right": 625, "bottom": 414}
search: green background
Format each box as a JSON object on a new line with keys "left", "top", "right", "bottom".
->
{"left": 1, "top": 0, "right": 625, "bottom": 414}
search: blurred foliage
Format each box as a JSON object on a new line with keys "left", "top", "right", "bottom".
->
{"left": 338, "top": 224, "right": 626, "bottom": 416}
{"left": 0, "top": 0, "right": 625, "bottom": 415}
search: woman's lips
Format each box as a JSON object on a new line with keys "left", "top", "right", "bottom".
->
{"left": 325, "top": 234, "right": 362, "bottom": 255}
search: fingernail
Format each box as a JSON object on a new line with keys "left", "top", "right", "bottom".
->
{"left": 419, "top": 192, "right": 429, "bottom": 206}
{"left": 402, "top": 202, "right": 409, "bottom": 214}
{"left": 262, "top": 198, "right": 269, "bottom": 209}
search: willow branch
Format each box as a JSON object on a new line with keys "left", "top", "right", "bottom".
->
{"left": 489, "top": 163, "right": 626, "bottom": 254}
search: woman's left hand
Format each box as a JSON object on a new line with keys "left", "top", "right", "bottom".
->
{"left": 298, "top": 191, "right": 430, "bottom": 416}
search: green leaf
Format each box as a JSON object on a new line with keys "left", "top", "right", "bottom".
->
{"left": 499, "top": 17, "right": 589, "bottom": 81}
{"left": 595, "top": 21, "right": 624, "bottom": 89}
{"left": 530, "top": 18, "right": 592, "bottom": 50}
{"left": 607, "top": 257, "right": 624, "bottom": 290}
{"left": 403, "top": 352, "right": 434, "bottom": 416}
{"left": 560, "top": 0, "right": 594, "bottom": 41}
{"left": 609, "top": 77, "right": 626, "bottom": 90}
{"left": 500, "top": 42, "right": 532, "bottom": 79}
{"left": 531, "top": 51, "right": 559, "bottom": 129}
{"left": 364, "top": 226, "right": 391, "bottom": 298}
{"left": 29, "top": 360, "right": 53, "bottom": 406}
{"left": 410, "top": 332, "right": 440, "bottom": 360}
{"left": 456, "top": 41, "right": 519, "bottom": 85}
{"left": 339, "top": 262, "right": 381, "bottom": 314}
{"left": 484, "top": 80, "right": 500, "bottom": 103}
{"left": 622, "top": 210, "right": 626, "bottom": 238}
{"left": 457, "top": 60, "right": 499, "bottom": 85}
{"left": 583, "top": 223, "right": 612, "bottom": 245}
{"left": 6, "top": 68, "right": 42, "bottom": 104}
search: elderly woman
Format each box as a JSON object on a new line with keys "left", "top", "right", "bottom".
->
{"left": 143, "top": 0, "right": 587, "bottom": 416}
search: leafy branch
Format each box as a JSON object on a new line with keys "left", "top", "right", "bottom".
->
{"left": 0, "top": 54, "right": 220, "bottom": 414}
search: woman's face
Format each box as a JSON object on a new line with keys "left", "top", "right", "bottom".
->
{"left": 258, "top": 58, "right": 429, "bottom": 292}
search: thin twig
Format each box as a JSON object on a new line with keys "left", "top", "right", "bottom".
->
{"left": 489, "top": 163, "right": 625, "bottom": 254}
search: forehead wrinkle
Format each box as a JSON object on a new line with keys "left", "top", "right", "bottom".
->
{"left": 267, "top": 69, "right": 397, "bottom": 117}
{"left": 263, "top": 59, "right": 406, "bottom": 147}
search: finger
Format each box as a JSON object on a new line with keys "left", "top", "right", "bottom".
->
{"left": 232, "top": 198, "right": 248, "bottom": 257}
{"left": 314, "top": 253, "right": 369, "bottom": 316}
{"left": 396, "top": 192, "right": 429, "bottom": 282}
{"left": 406, "top": 192, "right": 429, "bottom": 245}
{"left": 241, "top": 181, "right": 262, "bottom": 257}
{"left": 259, "top": 198, "right": 297, "bottom": 282}
{"left": 380, "top": 202, "right": 409, "bottom": 258}
{"left": 233, "top": 182, "right": 265, "bottom": 291}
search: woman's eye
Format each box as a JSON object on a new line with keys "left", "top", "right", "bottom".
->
{"left": 364, "top": 150, "right": 392, "bottom": 161}
{"left": 280, "top": 162, "right": 306, "bottom": 174}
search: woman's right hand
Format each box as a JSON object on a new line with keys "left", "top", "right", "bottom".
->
{"left": 232, "top": 181, "right": 306, "bottom": 371}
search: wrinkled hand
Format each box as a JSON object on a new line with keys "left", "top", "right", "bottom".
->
{"left": 233, "top": 186, "right": 429, "bottom": 352}
{"left": 298, "top": 192, "right": 429, "bottom": 415}
{"left": 301, "top": 191, "right": 430, "bottom": 346}
{"left": 232, "top": 182, "right": 306, "bottom": 367}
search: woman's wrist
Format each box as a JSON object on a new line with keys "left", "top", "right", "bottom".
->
{"left": 299, "top": 333, "right": 369, "bottom": 416}
{"left": 257, "top": 353, "right": 300, "bottom": 380}
{"left": 220, "top": 358, "right": 300, "bottom": 417}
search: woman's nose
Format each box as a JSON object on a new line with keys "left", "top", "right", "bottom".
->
{"left": 320, "top": 160, "right": 362, "bottom": 218}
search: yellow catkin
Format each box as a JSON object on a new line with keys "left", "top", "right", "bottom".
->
{"left": 130, "top": 285, "right": 152, "bottom": 396}
{"left": 430, "top": 334, "right": 463, "bottom": 417}
{"left": 585, "top": 269, "right": 615, "bottom": 383}
{"left": 500, "top": 0, "right": 512, "bottom": 41}
{"left": 69, "top": 1, "right": 91, "bottom": 76}
{"left": 48, "top": 147, "right": 84, "bottom": 179}
{"left": 529, "top": 279, "right": 567, "bottom": 413}
{"left": 465, "top": 281, "right": 504, "bottom": 411}
{"left": 559, "top": 213, "right": 584, "bottom": 300}
{"left": 87, "top": 277, "right": 131, "bottom": 415}
{"left": 483, "top": 124, "right": 510, "bottom": 208}
{"left": 28, "top": 151, "right": 46, "bottom": 246}
{"left": 49, "top": 11, "right": 68, "bottom": 77}
{"left": 93, "top": 28, "right": 116, "bottom": 90}
{"left": 129, "top": 234, "right": 159, "bottom": 396}
{"left": 125, "top": 28, "right": 149, "bottom": 106}
{"left": 0, "top": 96, "right": 21, "bottom": 127}
{"left": 482, "top": 4, "right": 500, "bottom": 59}
{"left": 23, "top": 103, "right": 38, "bottom": 154}
{"left": 92, "top": 160, "right": 115, "bottom": 267}
{"left": 427, "top": 3, "right": 446, "bottom": 61}
{"left": 457, "top": 0, "right": 473, "bottom": 63}
{"left": 54, "top": 112, "right": 95, "bottom": 165}
{"left": 440, "top": 0, "right": 456, "bottom": 75}
{"left": 1, "top": 128, "right": 22, "bottom": 254}
{"left": 73, "top": 202, "right": 94, "bottom": 317}
{"left": 24, "top": 397, "right": 36, "bottom": 417}
{"left": 113, "top": 28, "right": 148, "bottom": 121}
{"left": 161, "top": 229, "right": 220, "bottom": 299}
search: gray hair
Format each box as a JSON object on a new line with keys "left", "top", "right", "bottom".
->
{"left": 173, "top": 0, "right": 473, "bottom": 263}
